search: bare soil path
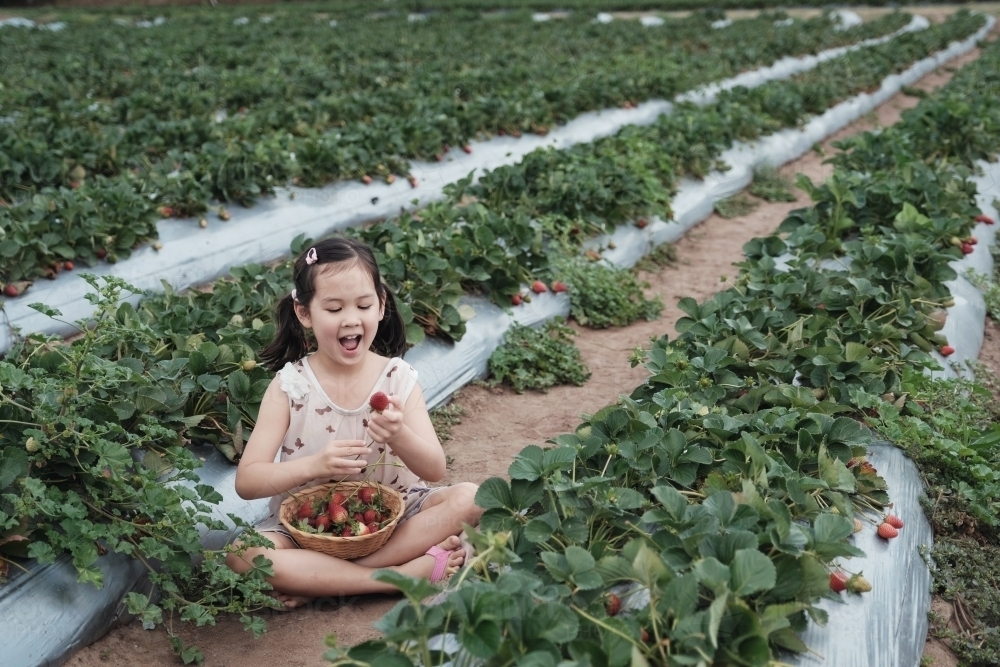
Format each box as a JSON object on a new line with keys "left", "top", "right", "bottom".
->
{"left": 65, "top": 30, "right": 990, "bottom": 667}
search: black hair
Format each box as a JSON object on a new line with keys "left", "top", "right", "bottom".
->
{"left": 259, "top": 237, "right": 408, "bottom": 371}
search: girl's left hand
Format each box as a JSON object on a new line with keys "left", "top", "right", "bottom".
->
{"left": 367, "top": 395, "right": 405, "bottom": 444}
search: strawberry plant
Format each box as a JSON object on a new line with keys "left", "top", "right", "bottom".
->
{"left": 0, "top": 275, "right": 282, "bottom": 655}
{"left": 555, "top": 258, "right": 663, "bottom": 328}
{"left": 487, "top": 318, "right": 591, "bottom": 393}
{"left": 0, "top": 9, "right": 913, "bottom": 283}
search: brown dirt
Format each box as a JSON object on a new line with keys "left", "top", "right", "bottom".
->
{"left": 924, "top": 597, "right": 962, "bottom": 667}
{"left": 65, "top": 25, "right": 990, "bottom": 667}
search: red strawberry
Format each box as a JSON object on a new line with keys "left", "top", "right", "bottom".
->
{"left": 877, "top": 522, "right": 899, "bottom": 539}
{"left": 636, "top": 217, "right": 648, "bottom": 229}
{"left": 366, "top": 522, "right": 380, "bottom": 534}
{"left": 606, "top": 593, "right": 621, "bottom": 616}
{"left": 531, "top": 280, "right": 547, "bottom": 294}
{"left": 355, "top": 522, "right": 371, "bottom": 536}
{"left": 512, "top": 129, "right": 521, "bottom": 138}
{"left": 408, "top": 175, "right": 419, "bottom": 188}
{"left": 511, "top": 293, "right": 523, "bottom": 306}
{"left": 358, "top": 486, "right": 378, "bottom": 504}
{"left": 331, "top": 491, "right": 347, "bottom": 506}
{"left": 859, "top": 461, "right": 877, "bottom": 475}
{"left": 552, "top": 281, "right": 568, "bottom": 293}
{"left": 369, "top": 391, "right": 390, "bottom": 413}
{"left": 297, "top": 502, "right": 316, "bottom": 520}
{"left": 96, "top": 248, "right": 108, "bottom": 259}
{"left": 158, "top": 206, "right": 174, "bottom": 217}
{"left": 63, "top": 261, "right": 74, "bottom": 271}
{"left": 363, "top": 509, "right": 378, "bottom": 523}
{"left": 362, "top": 175, "right": 373, "bottom": 185}
{"left": 940, "top": 345, "right": 955, "bottom": 357}
{"left": 969, "top": 237, "right": 979, "bottom": 245}
{"left": 315, "top": 514, "right": 332, "bottom": 531}
{"left": 830, "top": 571, "right": 848, "bottom": 593}
{"left": 353, "top": 512, "right": 364, "bottom": 522}
{"left": 975, "top": 214, "right": 995, "bottom": 225}
{"left": 462, "top": 145, "right": 472, "bottom": 154}
{"left": 341, "top": 525, "right": 354, "bottom": 537}
{"left": 640, "top": 628, "right": 650, "bottom": 643}
{"left": 961, "top": 242, "right": 974, "bottom": 255}
{"left": 328, "top": 504, "right": 349, "bottom": 524}
{"left": 498, "top": 128, "right": 506, "bottom": 136}
{"left": 3, "top": 284, "right": 18, "bottom": 298}
{"left": 886, "top": 514, "right": 904, "bottom": 529}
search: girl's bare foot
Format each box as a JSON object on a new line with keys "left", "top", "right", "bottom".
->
{"left": 268, "top": 591, "right": 314, "bottom": 609}
{"left": 397, "top": 535, "right": 465, "bottom": 581}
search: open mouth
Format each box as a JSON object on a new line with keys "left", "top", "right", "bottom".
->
{"left": 339, "top": 334, "right": 362, "bottom": 352}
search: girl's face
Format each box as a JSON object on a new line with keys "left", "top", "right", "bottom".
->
{"left": 294, "top": 262, "right": 385, "bottom": 367}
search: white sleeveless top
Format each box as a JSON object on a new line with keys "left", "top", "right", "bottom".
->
{"left": 254, "top": 355, "right": 427, "bottom": 535}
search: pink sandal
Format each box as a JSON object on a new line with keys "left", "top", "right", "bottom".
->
{"left": 425, "top": 545, "right": 456, "bottom": 584}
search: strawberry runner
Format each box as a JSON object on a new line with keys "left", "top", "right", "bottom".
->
{"left": 254, "top": 356, "right": 445, "bottom": 545}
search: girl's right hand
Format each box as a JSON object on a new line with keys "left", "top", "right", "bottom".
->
{"left": 314, "top": 440, "right": 372, "bottom": 477}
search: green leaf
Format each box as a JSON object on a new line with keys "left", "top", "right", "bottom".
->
{"left": 0, "top": 448, "right": 29, "bottom": 490}
{"left": 730, "top": 549, "right": 776, "bottom": 596}
{"left": 508, "top": 445, "right": 544, "bottom": 481}
{"left": 475, "top": 477, "right": 514, "bottom": 511}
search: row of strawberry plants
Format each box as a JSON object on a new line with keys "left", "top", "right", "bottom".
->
{"left": 321, "top": 36, "right": 1000, "bottom": 667}
{"left": 0, "top": 10, "right": 913, "bottom": 284}
{"left": 0, "top": 13, "right": 983, "bottom": 648}
{"left": 356, "top": 10, "right": 983, "bottom": 342}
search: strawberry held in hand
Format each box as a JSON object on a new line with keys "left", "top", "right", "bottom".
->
{"left": 369, "top": 391, "right": 390, "bottom": 413}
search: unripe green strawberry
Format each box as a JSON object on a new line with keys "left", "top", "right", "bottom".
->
{"left": 847, "top": 573, "right": 872, "bottom": 593}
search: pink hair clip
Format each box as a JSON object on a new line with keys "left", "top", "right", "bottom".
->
{"left": 305, "top": 247, "right": 318, "bottom": 265}
{"left": 291, "top": 288, "right": 298, "bottom": 302}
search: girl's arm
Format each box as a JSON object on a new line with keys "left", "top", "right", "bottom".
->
{"left": 234, "top": 377, "right": 369, "bottom": 500}
{"left": 367, "top": 383, "right": 446, "bottom": 482}
{"left": 234, "top": 377, "right": 309, "bottom": 500}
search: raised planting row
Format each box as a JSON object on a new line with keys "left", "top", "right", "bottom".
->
{"left": 0, "top": 10, "right": 915, "bottom": 284}
{"left": 335, "top": 10, "right": 984, "bottom": 343}
{"left": 315, "top": 35, "right": 1000, "bottom": 667}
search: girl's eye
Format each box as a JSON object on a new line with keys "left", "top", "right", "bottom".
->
{"left": 327, "top": 308, "right": 342, "bottom": 313}
{"left": 359, "top": 305, "right": 371, "bottom": 310}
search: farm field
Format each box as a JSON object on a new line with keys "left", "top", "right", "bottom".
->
{"left": 3, "top": 5, "right": 1000, "bottom": 667}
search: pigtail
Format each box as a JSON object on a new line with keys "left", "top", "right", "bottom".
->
{"left": 373, "top": 286, "right": 409, "bottom": 359}
{"left": 260, "top": 293, "right": 311, "bottom": 372}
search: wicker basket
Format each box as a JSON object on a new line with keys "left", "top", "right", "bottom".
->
{"left": 279, "top": 481, "right": 404, "bottom": 559}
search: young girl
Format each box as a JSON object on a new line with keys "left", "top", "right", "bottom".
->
{"left": 226, "top": 237, "right": 482, "bottom": 608}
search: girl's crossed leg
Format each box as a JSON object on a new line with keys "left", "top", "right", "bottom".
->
{"left": 226, "top": 482, "right": 483, "bottom": 608}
